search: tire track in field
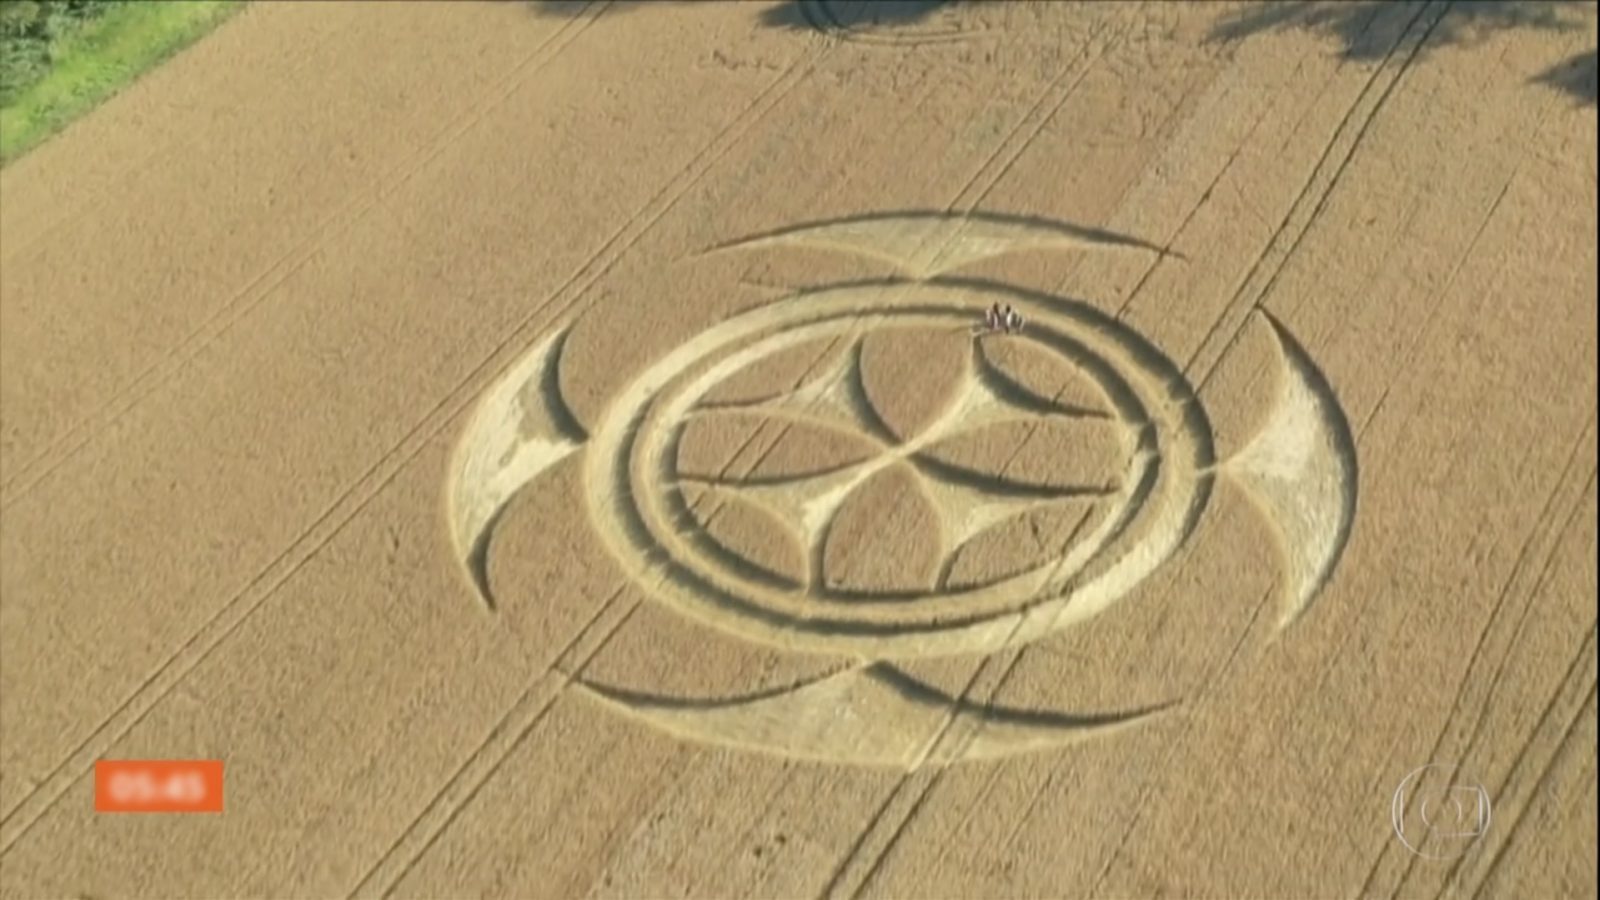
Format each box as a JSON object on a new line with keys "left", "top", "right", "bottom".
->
{"left": 1079, "top": 4, "right": 1453, "bottom": 896}
{"left": 356, "top": 338, "right": 851, "bottom": 899}
{"left": 1260, "top": 41, "right": 1583, "bottom": 811}
{"left": 0, "top": 5, "right": 357, "bottom": 269}
{"left": 1253, "top": 93, "right": 1563, "bottom": 783}
{"left": 1186, "top": 0, "right": 1447, "bottom": 391}
{"left": 834, "top": 6, "right": 1446, "bottom": 898}
{"left": 1464, "top": 668, "right": 1598, "bottom": 900}
{"left": 353, "top": 34, "right": 1004, "bottom": 894}
{"left": 351, "top": 303, "right": 844, "bottom": 898}
{"left": 358, "top": 10, "right": 1126, "bottom": 892}
{"left": 1093, "top": 169, "right": 1567, "bottom": 900}
{"left": 989, "top": 0, "right": 1397, "bottom": 511}
{"left": 0, "top": 20, "right": 827, "bottom": 859}
{"left": 1433, "top": 478, "right": 1598, "bottom": 900}
{"left": 348, "top": 580, "right": 636, "bottom": 899}
{"left": 1342, "top": 17, "right": 1582, "bottom": 432}
{"left": 1351, "top": 67, "right": 1593, "bottom": 893}
{"left": 0, "top": 1, "right": 603, "bottom": 817}
{"left": 1074, "top": 15, "right": 1468, "bottom": 879}
{"left": 813, "top": 13, "right": 1159, "bottom": 898}
{"left": 1378, "top": 460, "right": 1598, "bottom": 900}
{"left": 0, "top": 2, "right": 609, "bottom": 508}
{"left": 366, "top": 15, "right": 1135, "bottom": 895}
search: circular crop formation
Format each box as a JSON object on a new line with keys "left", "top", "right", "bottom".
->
{"left": 581, "top": 280, "right": 1215, "bottom": 661}
{"left": 447, "top": 210, "right": 1357, "bottom": 769}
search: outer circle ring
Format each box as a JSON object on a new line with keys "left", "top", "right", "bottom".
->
{"left": 582, "top": 279, "right": 1217, "bottom": 659}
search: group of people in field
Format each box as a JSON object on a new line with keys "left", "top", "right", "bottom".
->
{"left": 982, "top": 302, "right": 1024, "bottom": 335}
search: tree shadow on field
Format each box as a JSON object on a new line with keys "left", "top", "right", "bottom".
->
{"left": 1207, "top": 1, "right": 1590, "bottom": 61}
{"left": 525, "top": 0, "right": 958, "bottom": 36}
{"left": 1534, "top": 47, "right": 1599, "bottom": 104}
{"left": 525, "top": 0, "right": 701, "bottom": 21}
{"left": 1210, "top": 2, "right": 1600, "bottom": 107}
{"left": 527, "top": 0, "right": 1598, "bottom": 105}
{"left": 756, "top": 0, "right": 955, "bottom": 34}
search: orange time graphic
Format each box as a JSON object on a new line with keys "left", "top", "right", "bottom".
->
{"left": 94, "top": 760, "right": 224, "bottom": 814}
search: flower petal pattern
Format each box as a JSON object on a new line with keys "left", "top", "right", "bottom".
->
{"left": 669, "top": 315, "right": 1147, "bottom": 604}
{"left": 858, "top": 324, "right": 973, "bottom": 443}
{"left": 916, "top": 417, "right": 1128, "bottom": 493}
{"left": 939, "top": 500, "right": 1109, "bottom": 591}
{"left": 698, "top": 336, "right": 847, "bottom": 408}
{"left": 820, "top": 462, "right": 943, "bottom": 597}
{"left": 674, "top": 408, "right": 880, "bottom": 484}
{"left": 978, "top": 336, "right": 1112, "bottom": 418}
{"left": 676, "top": 482, "right": 807, "bottom": 590}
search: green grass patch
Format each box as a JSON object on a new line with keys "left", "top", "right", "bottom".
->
{"left": 1, "top": 0, "right": 243, "bottom": 165}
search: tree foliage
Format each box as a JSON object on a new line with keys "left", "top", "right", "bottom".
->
{"left": 1, "top": 0, "right": 127, "bottom": 104}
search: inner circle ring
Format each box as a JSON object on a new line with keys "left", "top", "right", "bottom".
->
{"left": 582, "top": 279, "right": 1215, "bottom": 660}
